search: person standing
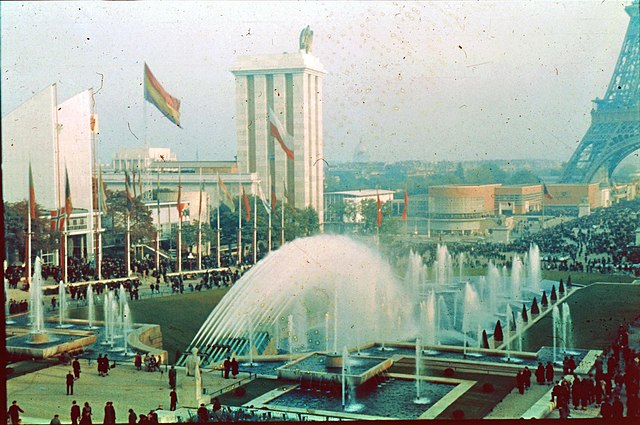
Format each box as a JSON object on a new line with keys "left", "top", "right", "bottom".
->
{"left": 50, "top": 414, "right": 62, "bottom": 424}
{"left": 545, "top": 361, "right": 555, "bottom": 385}
{"left": 197, "top": 404, "right": 208, "bottom": 423}
{"left": 134, "top": 353, "right": 142, "bottom": 371}
{"left": 231, "top": 357, "right": 239, "bottom": 379}
{"left": 169, "top": 389, "right": 178, "bottom": 411}
{"left": 73, "top": 358, "right": 81, "bottom": 380}
{"left": 66, "top": 371, "right": 75, "bottom": 395}
{"left": 103, "top": 401, "right": 116, "bottom": 424}
{"left": 80, "top": 402, "right": 92, "bottom": 425}
{"left": 516, "top": 371, "right": 525, "bottom": 394}
{"left": 223, "top": 357, "right": 231, "bottom": 379}
{"left": 7, "top": 401, "right": 24, "bottom": 425}
{"left": 71, "top": 401, "right": 81, "bottom": 425}
{"left": 523, "top": 367, "right": 532, "bottom": 390}
{"left": 168, "top": 365, "right": 177, "bottom": 389}
{"left": 535, "top": 362, "right": 545, "bottom": 385}
{"left": 127, "top": 409, "right": 136, "bottom": 425}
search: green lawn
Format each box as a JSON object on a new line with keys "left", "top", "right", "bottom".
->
{"left": 68, "top": 288, "right": 230, "bottom": 363}
{"left": 521, "top": 283, "right": 640, "bottom": 352}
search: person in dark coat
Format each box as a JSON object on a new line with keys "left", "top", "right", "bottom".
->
{"left": 197, "top": 404, "right": 208, "bottom": 423}
{"left": 8, "top": 401, "right": 24, "bottom": 425}
{"left": 572, "top": 377, "right": 582, "bottom": 409}
{"left": 80, "top": 402, "right": 92, "bottom": 425}
{"left": 134, "top": 353, "right": 142, "bottom": 371}
{"left": 103, "top": 402, "right": 116, "bottom": 424}
{"left": 612, "top": 396, "right": 624, "bottom": 418}
{"left": 600, "top": 398, "right": 612, "bottom": 418}
{"left": 97, "top": 355, "right": 104, "bottom": 376}
{"left": 562, "top": 355, "right": 569, "bottom": 375}
{"left": 103, "top": 354, "right": 110, "bottom": 375}
{"left": 516, "top": 371, "right": 525, "bottom": 394}
{"left": 168, "top": 365, "right": 177, "bottom": 389}
{"left": 523, "top": 367, "right": 532, "bottom": 389}
{"left": 73, "top": 358, "right": 81, "bottom": 380}
{"left": 223, "top": 356, "right": 231, "bottom": 379}
{"left": 169, "top": 389, "right": 178, "bottom": 411}
{"left": 535, "top": 362, "right": 545, "bottom": 385}
{"left": 567, "top": 356, "right": 577, "bottom": 375}
{"left": 545, "top": 361, "right": 555, "bottom": 385}
{"left": 71, "top": 401, "right": 81, "bottom": 425}
{"left": 231, "top": 357, "right": 239, "bottom": 378}
{"left": 128, "top": 409, "right": 137, "bottom": 425}
{"left": 66, "top": 371, "right": 75, "bottom": 395}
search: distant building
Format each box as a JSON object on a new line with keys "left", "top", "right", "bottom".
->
{"left": 543, "top": 183, "right": 604, "bottom": 215}
{"left": 428, "top": 184, "right": 500, "bottom": 235}
{"left": 495, "top": 185, "right": 544, "bottom": 215}
{"left": 324, "top": 189, "right": 394, "bottom": 223}
{"left": 112, "top": 147, "right": 177, "bottom": 172}
{"left": 231, "top": 49, "right": 326, "bottom": 224}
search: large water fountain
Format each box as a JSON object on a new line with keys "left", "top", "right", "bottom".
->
{"left": 185, "top": 235, "right": 417, "bottom": 365}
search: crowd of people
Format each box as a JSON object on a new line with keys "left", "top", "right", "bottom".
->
{"left": 526, "top": 322, "right": 640, "bottom": 419}
{"left": 389, "top": 198, "right": 640, "bottom": 277}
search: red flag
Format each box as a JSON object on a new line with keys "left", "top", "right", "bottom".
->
{"left": 242, "top": 186, "right": 251, "bottom": 222}
{"left": 64, "top": 167, "right": 73, "bottom": 219}
{"left": 402, "top": 191, "right": 408, "bottom": 221}
{"left": 271, "top": 187, "right": 277, "bottom": 211}
{"left": 376, "top": 190, "right": 383, "bottom": 228}
{"left": 268, "top": 107, "right": 294, "bottom": 161}
{"left": 543, "top": 183, "right": 553, "bottom": 199}
{"left": 197, "top": 181, "right": 204, "bottom": 222}
{"left": 29, "top": 162, "right": 37, "bottom": 219}
{"left": 177, "top": 174, "right": 184, "bottom": 219}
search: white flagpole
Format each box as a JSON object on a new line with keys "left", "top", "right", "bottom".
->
{"left": 27, "top": 186, "right": 32, "bottom": 286}
{"left": 281, "top": 197, "right": 285, "bottom": 246}
{"left": 253, "top": 189, "right": 257, "bottom": 264}
{"left": 237, "top": 188, "right": 242, "bottom": 266}
{"left": 216, "top": 174, "right": 221, "bottom": 268}
{"left": 197, "top": 170, "right": 203, "bottom": 271}
{"left": 126, "top": 213, "right": 131, "bottom": 276}
{"left": 155, "top": 171, "right": 160, "bottom": 273}
{"left": 177, "top": 169, "right": 182, "bottom": 275}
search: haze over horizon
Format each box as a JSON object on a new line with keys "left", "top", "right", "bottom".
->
{"left": 1, "top": 1, "right": 631, "bottom": 165}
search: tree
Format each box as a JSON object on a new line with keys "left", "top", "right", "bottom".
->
{"left": 104, "top": 190, "right": 155, "bottom": 245}
{"left": 4, "top": 200, "right": 57, "bottom": 264}
{"left": 358, "top": 199, "right": 398, "bottom": 235}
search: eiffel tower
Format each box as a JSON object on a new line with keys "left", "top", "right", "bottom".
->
{"left": 561, "top": 0, "right": 639, "bottom": 184}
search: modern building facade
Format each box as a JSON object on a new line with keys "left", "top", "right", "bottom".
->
{"left": 231, "top": 50, "right": 326, "bottom": 224}
{"left": 495, "top": 185, "right": 544, "bottom": 215}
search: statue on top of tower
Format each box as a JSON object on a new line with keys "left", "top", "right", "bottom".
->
{"left": 299, "top": 25, "right": 313, "bottom": 53}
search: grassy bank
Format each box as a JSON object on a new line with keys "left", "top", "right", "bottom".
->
{"left": 521, "top": 283, "right": 640, "bottom": 352}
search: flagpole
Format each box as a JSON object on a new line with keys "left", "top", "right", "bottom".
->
{"left": 126, "top": 213, "right": 131, "bottom": 276}
{"left": 237, "top": 189, "right": 242, "bottom": 266}
{"left": 177, "top": 169, "right": 182, "bottom": 275}
{"left": 64, "top": 208, "right": 69, "bottom": 282}
{"left": 216, "top": 174, "right": 221, "bottom": 269}
{"left": 178, "top": 216, "right": 182, "bottom": 274}
{"left": 253, "top": 190, "right": 257, "bottom": 265}
{"left": 197, "top": 169, "right": 203, "bottom": 271}
{"left": 155, "top": 170, "right": 160, "bottom": 273}
{"left": 268, "top": 209, "right": 272, "bottom": 253}
{"left": 27, "top": 189, "right": 32, "bottom": 286}
{"left": 281, "top": 198, "right": 285, "bottom": 246}
{"left": 97, "top": 166, "right": 103, "bottom": 280}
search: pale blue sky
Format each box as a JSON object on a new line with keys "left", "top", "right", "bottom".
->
{"left": 1, "top": 1, "right": 631, "bottom": 164}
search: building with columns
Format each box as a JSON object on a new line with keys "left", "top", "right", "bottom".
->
{"left": 230, "top": 49, "right": 326, "bottom": 224}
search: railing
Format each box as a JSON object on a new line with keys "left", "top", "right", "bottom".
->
{"left": 208, "top": 372, "right": 256, "bottom": 397}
